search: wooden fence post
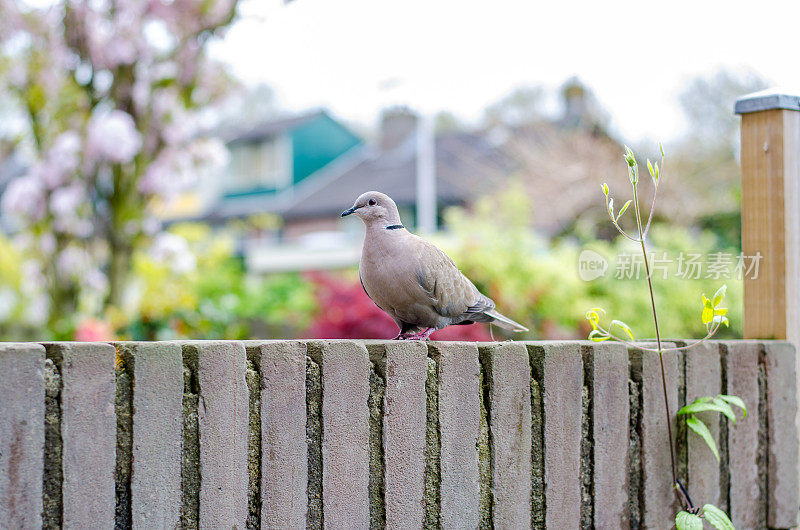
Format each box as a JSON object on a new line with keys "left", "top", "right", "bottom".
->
{"left": 737, "top": 89, "right": 800, "bottom": 520}
{"left": 736, "top": 89, "right": 800, "bottom": 347}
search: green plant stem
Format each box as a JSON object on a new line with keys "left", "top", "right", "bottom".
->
{"left": 633, "top": 180, "right": 690, "bottom": 511}
{"left": 590, "top": 323, "right": 721, "bottom": 353}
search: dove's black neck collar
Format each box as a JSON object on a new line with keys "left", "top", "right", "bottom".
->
{"left": 384, "top": 224, "right": 405, "bottom": 230}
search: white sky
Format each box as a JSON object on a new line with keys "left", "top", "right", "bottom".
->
{"left": 210, "top": 0, "right": 800, "bottom": 143}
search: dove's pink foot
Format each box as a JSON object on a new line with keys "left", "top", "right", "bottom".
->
{"left": 396, "top": 327, "right": 435, "bottom": 341}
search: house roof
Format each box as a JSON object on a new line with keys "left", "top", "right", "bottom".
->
{"left": 492, "top": 120, "right": 631, "bottom": 234}
{"left": 280, "top": 131, "right": 515, "bottom": 220}
{"left": 223, "top": 110, "right": 326, "bottom": 145}
{"left": 207, "top": 128, "right": 517, "bottom": 223}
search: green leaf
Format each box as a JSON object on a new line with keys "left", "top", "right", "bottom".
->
{"left": 654, "top": 162, "right": 660, "bottom": 181}
{"left": 711, "top": 397, "right": 737, "bottom": 422}
{"left": 629, "top": 166, "right": 638, "bottom": 185}
{"left": 678, "top": 400, "right": 732, "bottom": 418}
{"left": 659, "top": 142, "right": 665, "bottom": 157}
{"left": 609, "top": 319, "right": 635, "bottom": 341}
{"left": 608, "top": 198, "right": 614, "bottom": 218}
{"left": 712, "top": 315, "right": 730, "bottom": 328}
{"left": 702, "top": 306, "right": 714, "bottom": 325}
{"left": 616, "top": 200, "right": 632, "bottom": 221}
{"left": 675, "top": 510, "right": 704, "bottom": 530}
{"left": 701, "top": 294, "right": 715, "bottom": 324}
{"left": 717, "top": 394, "right": 747, "bottom": 418}
{"left": 623, "top": 147, "right": 639, "bottom": 184}
{"left": 624, "top": 145, "right": 636, "bottom": 167}
{"left": 702, "top": 504, "right": 734, "bottom": 530}
{"left": 585, "top": 307, "right": 605, "bottom": 325}
{"left": 602, "top": 183, "right": 609, "bottom": 196}
{"left": 712, "top": 285, "right": 727, "bottom": 307}
{"left": 588, "top": 329, "right": 610, "bottom": 342}
{"left": 686, "top": 415, "right": 720, "bottom": 462}
{"left": 647, "top": 159, "right": 655, "bottom": 177}
{"left": 702, "top": 294, "right": 713, "bottom": 309}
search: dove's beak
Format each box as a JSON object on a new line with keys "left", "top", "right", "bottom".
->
{"left": 341, "top": 206, "right": 359, "bottom": 217}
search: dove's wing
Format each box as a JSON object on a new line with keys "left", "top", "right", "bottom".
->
{"left": 408, "top": 236, "right": 495, "bottom": 321}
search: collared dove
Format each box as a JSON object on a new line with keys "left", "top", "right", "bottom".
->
{"left": 342, "top": 191, "right": 529, "bottom": 340}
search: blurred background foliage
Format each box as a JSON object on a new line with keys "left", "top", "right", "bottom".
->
{"left": 0, "top": 0, "right": 762, "bottom": 342}
{"left": 116, "top": 223, "right": 316, "bottom": 340}
{"left": 440, "top": 185, "right": 742, "bottom": 341}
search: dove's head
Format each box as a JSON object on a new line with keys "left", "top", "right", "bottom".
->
{"left": 341, "top": 191, "right": 402, "bottom": 226}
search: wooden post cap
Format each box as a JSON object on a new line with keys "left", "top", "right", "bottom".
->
{"left": 736, "top": 88, "right": 800, "bottom": 114}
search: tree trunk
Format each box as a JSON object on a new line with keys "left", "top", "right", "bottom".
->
{"left": 107, "top": 239, "right": 131, "bottom": 310}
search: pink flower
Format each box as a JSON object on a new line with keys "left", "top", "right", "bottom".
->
{"left": 50, "top": 184, "right": 85, "bottom": 218}
{"left": 56, "top": 246, "right": 88, "bottom": 277}
{"left": 50, "top": 183, "right": 92, "bottom": 237}
{"left": 149, "top": 232, "right": 196, "bottom": 273}
{"left": 1, "top": 174, "right": 46, "bottom": 221}
{"left": 87, "top": 109, "right": 142, "bottom": 164}
{"left": 85, "top": 269, "right": 109, "bottom": 293}
{"left": 86, "top": 6, "right": 142, "bottom": 70}
{"left": 138, "top": 148, "right": 196, "bottom": 197}
{"left": 75, "top": 318, "right": 114, "bottom": 342}
{"left": 188, "top": 137, "right": 229, "bottom": 170}
{"left": 45, "top": 131, "right": 82, "bottom": 185}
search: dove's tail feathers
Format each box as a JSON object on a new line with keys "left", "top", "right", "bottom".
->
{"left": 484, "top": 309, "right": 529, "bottom": 332}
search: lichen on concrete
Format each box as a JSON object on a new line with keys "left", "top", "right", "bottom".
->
{"left": 368, "top": 364, "right": 386, "bottom": 529}
{"left": 306, "top": 355, "right": 323, "bottom": 529}
{"left": 756, "top": 354, "right": 768, "bottom": 528}
{"left": 423, "top": 356, "right": 440, "bottom": 529}
{"left": 245, "top": 360, "right": 261, "bottom": 529}
{"left": 114, "top": 348, "right": 134, "bottom": 529}
{"left": 42, "top": 358, "right": 62, "bottom": 530}
{"left": 530, "top": 375, "right": 545, "bottom": 530}
{"left": 675, "top": 346, "right": 688, "bottom": 489}
{"left": 528, "top": 346, "right": 545, "bottom": 530}
{"left": 717, "top": 345, "right": 730, "bottom": 515}
{"left": 628, "top": 378, "right": 643, "bottom": 530}
{"left": 180, "top": 350, "right": 200, "bottom": 530}
{"left": 477, "top": 355, "right": 492, "bottom": 530}
{"left": 580, "top": 384, "right": 593, "bottom": 528}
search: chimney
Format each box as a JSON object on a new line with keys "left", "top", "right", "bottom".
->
{"left": 379, "top": 107, "right": 418, "bottom": 150}
{"left": 561, "top": 77, "right": 587, "bottom": 128}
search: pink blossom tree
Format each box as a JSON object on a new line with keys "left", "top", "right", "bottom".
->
{"left": 0, "top": 0, "right": 238, "bottom": 335}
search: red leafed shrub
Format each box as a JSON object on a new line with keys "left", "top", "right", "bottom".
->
{"left": 304, "top": 271, "right": 493, "bottom": 341}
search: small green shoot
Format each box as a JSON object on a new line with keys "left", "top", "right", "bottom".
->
{"left": 585, "top": 146, "right": 746, "bottom": 523}
{"left": 678, "top": 394, "right": 746, "bottom": 462}
{"left": 676, "top": 504, "right": 735, "bottom": 530}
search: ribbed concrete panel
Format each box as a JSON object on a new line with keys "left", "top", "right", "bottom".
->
{"left": 481, "top": 342, "right": 532, "bottom": 528}
{"left": 431, "top": 342, "right": 481, "bottom": 530}
{"left": 47, "top": 342, "right": 117, "bottom": 530}
{"left": 532, "top": 342, "right": 583, "bottom": 529}
{"left": 764, "top": 341, "right": 800, "bottom": 528}
{"left": 685, "top": 341, "right": 722, "bottom": 508}
{"left": 255, "top": 340, "right": 308, "bottom": 529}
{"left": 318, "top": 340, "right": 371, "bottom": 529}
{"left": 584, "top": 342, "right": 630, "bottom": 529}
{"left": 185, "top": 341, "right": 249, "bottom": 528}
{"left": 380, "top": 341, "right": 427, "bottom": 529}
{"left": 0, "top": 343, "right": 45, "bottom": 529}
{"left": 724, "top": 341, "right": 761, "bottom": 529}
{"left": 635, "top": 344, "right": 679, "bottom": 528}
{"left": 122, "top": 342, "right": 183, "bottom": 529}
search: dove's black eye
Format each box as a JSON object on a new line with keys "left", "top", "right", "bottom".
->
{"left": 368, "top": 199, "right": 377, "bottom": 206}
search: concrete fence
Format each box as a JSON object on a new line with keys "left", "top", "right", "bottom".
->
{"left": 0, "top": 339, "right": 798, "bottom": 529}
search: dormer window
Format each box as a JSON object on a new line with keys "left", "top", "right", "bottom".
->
{"left": 227, "top": 134, "right": 291, "bottom": 192}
